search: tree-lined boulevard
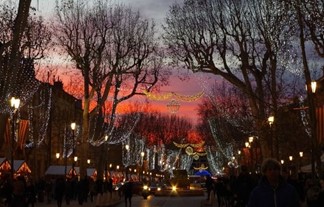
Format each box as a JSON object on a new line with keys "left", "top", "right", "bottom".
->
{"left": 0, "top": 2, "right": 324, "bottom": 206}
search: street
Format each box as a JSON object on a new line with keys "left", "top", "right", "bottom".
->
{"left": 114, "top": 194, "right": 206, "bottom": 207}
{"left": 35, "top": 193, "right": 208, "bottom": 207}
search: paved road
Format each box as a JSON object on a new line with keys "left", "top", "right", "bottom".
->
{"left": 35, "top": 193, "right": 208, "bottom": 207}
{"left": 115, "top": 194, "right": 207, "bottom": 207}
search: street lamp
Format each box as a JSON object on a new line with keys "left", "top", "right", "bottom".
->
{"left": 104, "top": 135, "right": 108, "bottom": 181}
{"left": 141, "top": 152, "right": 145, "bottom": 181}
{"left": 56, "top": 153, "right": 60, "bottom": 164}
{"left": 299, "top": 151, "right": 303, "bottom": 172}
{"left": 125, "top": 144, "right": 130, "bottom": 179}
{"left": 311, "top": 81, "right": 317, "bottom": 93}
{"left": 71, "top": 122, "right": 76, "bottom": 177}
{"left": 10, "top": 97, "right": 20, "bottom": 179}
{"left": 268, "top": 116, "right": 275, "bottom": 158}
{"left": 309, "top": 80, "right": 317, "bottom": 176}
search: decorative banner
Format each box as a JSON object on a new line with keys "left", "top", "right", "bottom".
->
{"left": 143, "top": 90, "right": 204, "bottom": 102}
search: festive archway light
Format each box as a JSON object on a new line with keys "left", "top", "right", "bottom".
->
{"left": 173, "top": 141, "right": 205, "bottom": 148}
{"left": 192, "top": 151, "right": 207, "bottom": 156}
{"left": 167, "top": 99, "right": 180, "bottom": 113}
{"left": 193, "top": 163, "right": 208, "bottom": 170}
{"left": 143, "top": 90, "right": 204, "bottom": 102}
{"left": 185, "top": 146, "right": 193, "bottom": 155}
{"left": 193, "top": 154, "right": 199, "bottom": 160}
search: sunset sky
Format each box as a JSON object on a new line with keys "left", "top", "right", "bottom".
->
{"left": 28, "top": 0, "right": 219, "bottom": 124}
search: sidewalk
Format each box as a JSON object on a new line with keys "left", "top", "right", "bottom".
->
{"left": 35, "top": 192, "right": 122, "bottom": 207}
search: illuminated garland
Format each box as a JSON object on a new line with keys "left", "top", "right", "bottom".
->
{"left": 173, "top": 141, "right": 205, "bottom": 148}
{"left": 179, "top": 154, "right": 193, "bottom": 171}
{"left": 297, "top": 97, "right": 311, "bottom": 137}
{"left": 121, "top": 136, "right": 145, "bottom": 167}
{"left": 89, "top": 111, "right": 141, "bottom": 146}
{"left": 192, "top": 151, "right": 207, "bottom": 156}
{"left": 193, "top": 164, "right": 208, "bottom": 170}
{"left": 143, "top": 90, "right": 204, "bottom": 102}
{"left": 36, "top": 88, "right": 52, "bottom": 147}
{"left": 208, "top": 118, "right": 233, "bottom": 160}
{"left": 206, "top": 146, "right": 223, "bottom": 175}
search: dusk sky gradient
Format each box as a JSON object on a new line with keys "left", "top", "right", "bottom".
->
{"left": 28, "top": 0, "right": 219, "bottom": 124}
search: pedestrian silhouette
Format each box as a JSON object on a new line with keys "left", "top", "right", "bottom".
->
{"left": 123, "top": 180, "right": 133, "bottom": 207}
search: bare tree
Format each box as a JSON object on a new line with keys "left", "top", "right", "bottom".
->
{"left": 0, "top": 0, "right": 51, "bottom": 148}
{"left": 53, "top": 0, "right": 167, "bottom": 177}
{"left": 300, "top": 0, "right": 324, "bottom": 58}
{"left": 290, "top": 0, "right": 324, "bottom": 175}
{"left": 163, "top": 0, "right": 300, "bottom": 159}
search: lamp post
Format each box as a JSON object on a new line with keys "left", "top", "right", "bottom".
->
{"left": 56, "top": 153, "right": 60, "bottom": 164}
{"left": 10, "top": 97, "right": 20, "bottom": 180}
{"left": 125, "top": 144, "right": 130, "bottom": 179}
{"left": 268, "top": 116, "right": 275, "bottom": 158}
{"left": 71, "top": 122, "right": 76, "bottom": 177}
{"left": 299, "top": 151, "right": 303, "bottom": 172}
{"left": 248, "top": 136, "right": 254, "bottom": 170}
{"left": 141, "top": 151, "right": 144, "bottom": 181}
{"left": 289, "top": 156, "right": 293, "bottom": 176}
{"left": 104, "top": 135, "right": 108, "bottom": 181}
{"left": 309, "top": 81, "right": 317, "bottom": 176}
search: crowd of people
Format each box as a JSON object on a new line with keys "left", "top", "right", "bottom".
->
{"left": 0, "top": 174, "right": 115, "bottom": 207}
{"left": 205, "top": 158, "right": 324, "bottom": 207}
{"left": 2, "top": 158, "right": 324, "bottom": 207}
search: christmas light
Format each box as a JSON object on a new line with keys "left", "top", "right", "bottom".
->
{"left": 143, "top": 90, "right": 204, "bottom": 102}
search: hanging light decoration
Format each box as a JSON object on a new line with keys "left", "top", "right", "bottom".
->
{"left": 185, "top": 146, "right": 193, "bottom": 155}
{"left": 166, "top": 99, "right": 180, "bottom": 114}
{"left": 143, "top": 90, "right": 204, "bottom": 102}
{"left": 193, "top": 154, "right": 200, "bottom": 160}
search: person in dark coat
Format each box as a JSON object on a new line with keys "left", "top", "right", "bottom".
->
{"left": 54, "top": 177, "right": 65, "bottom": 207}
{"left": 12, "top": 176, "right": 27, "bottom": 207}
{"left": 205, "top": 175, "right": 214, "bottom": 201}
{"left": 247, "top": 158, "right": 300, "bottom": 207}
{"left": 26, "top": 179, "right": 36, "bottom": 207}
{"left": 123, "top": 180, "right": 133, "bottom": 207}
{"left": 233, "top": 165, "right": 255, "bottom": 207}
{"left": 107, "top": 178, "right": 113, "bottom": 198}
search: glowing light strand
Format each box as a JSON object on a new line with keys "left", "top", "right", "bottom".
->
{"left": 143, "top": 90, "right": 204, "bottom": 102}
{"left": 208, "top": 118, "right": 233, "bottom": 160}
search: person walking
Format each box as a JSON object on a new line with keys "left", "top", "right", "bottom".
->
{"left": 54, "top": 177, "right": 65, "bottom": 207}
{"left": 205, "top": 175, "right": 214, "bottom": 201}
{"left": 26, "top": 179, "right": 36, "bottom": 207}
{"left": 233, "top": 165, "right": 255, "bottom": 207}
{"left": 11, "top": 176, "right": 27, "bottom": 207}
{"left": 247, "top": 158, "right": 300, "bottom": 207}
{"left": 123, "top": 180, "right": 133, "bottom": 207}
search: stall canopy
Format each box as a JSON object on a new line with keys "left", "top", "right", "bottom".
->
{"left": 194, "top": 169, "right": 212, "bottom": 177}
{"left": 0, "top": 158, "right": 31, "bottom": 175}
{"left": 0, "top": 158, "right": 10, "bottom": 172}
{"left": 300, "top": 154, "right": 324, "bottom": 173}
{"left": 45, "top": 165, "right": 80, "bottom": 176}
{"left": 10, "top": 160, "right": 31, "bottom": 175}
{"left": 87, "top": 168, "right": 97, "bottom": 178}
{"left": 45, "top": 165, "right": 97, "bottom": 177}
